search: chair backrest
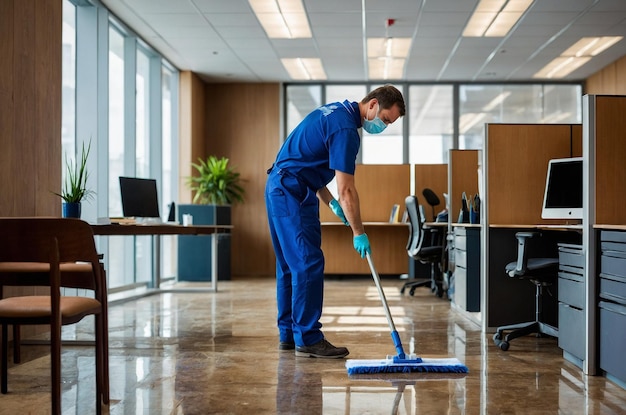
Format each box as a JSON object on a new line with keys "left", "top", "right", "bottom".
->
{"left": 422, "top": 188, "right": 441, "bottom": 221}
{"left": 0, "top": 218, "right": 104, "bottom": 294}
{"left": 405, "top": 195, "right": 427, "bottom": 258}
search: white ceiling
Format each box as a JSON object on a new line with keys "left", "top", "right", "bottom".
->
{"left": 100, "top": 0, "right": 626, "bottom": 83}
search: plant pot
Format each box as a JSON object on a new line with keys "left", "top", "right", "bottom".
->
{"left": 62, "top": 202, "right": 81, "bottom": 218}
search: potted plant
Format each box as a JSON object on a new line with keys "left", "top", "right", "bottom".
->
{"left": 179, "top": 156, "right": 244, "bottom": 282}
{"left": 54, "top": 141, "right": 94, "bottom": 218}
{"left": 186, "top": 155, "right": 245, "bottom": 205}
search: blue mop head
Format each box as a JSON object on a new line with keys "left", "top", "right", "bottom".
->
{"left": 346, "top": 356, "right": 469, "bottom": 376}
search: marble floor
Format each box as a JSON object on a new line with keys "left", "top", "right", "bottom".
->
{"left": 1, "top": 277, "right": 626, "bottom": 414}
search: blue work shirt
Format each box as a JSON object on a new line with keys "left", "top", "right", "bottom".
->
{"left": 274, "top": 100, "right": 362, "bottom": 191}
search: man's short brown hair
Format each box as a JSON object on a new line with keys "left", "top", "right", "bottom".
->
{"left": 361, "top": 84, "right": 406, "bottom": 116}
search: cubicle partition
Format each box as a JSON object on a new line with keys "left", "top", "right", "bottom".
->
{"left": 481, "top": 124, "right": 583, "bottom": 332}
{"left": 449, "top": 150, "right": 480, "bottom": 221}
{"left": 320, "top": 164, "right": 447, "bottom": 275}
{"left": 583, "top": 94, "right": 626, "bottom": 379}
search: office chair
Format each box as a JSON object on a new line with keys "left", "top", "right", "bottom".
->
{"left": 422, "top": 188, "right": 441, "bottom": 221}
{"left": 400, "top": 195, "right": 445, "bottom": 297}
{"left": 493, "top": 231, "right": 559, "bottom": 351}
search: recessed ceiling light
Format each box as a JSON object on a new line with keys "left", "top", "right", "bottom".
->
{"left": 249, "top": 0, "right": 312, "bottom": 39}
{"left": 463, "top": 0, "right": 533, "bottom": 37}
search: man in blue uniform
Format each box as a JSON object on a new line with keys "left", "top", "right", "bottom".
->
{"left": 265, "top": 85, "right": 406, "bottom": 358}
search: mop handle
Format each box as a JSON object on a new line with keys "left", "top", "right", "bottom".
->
{"left": 365, "top": 252, "right": 406, "bottom": 358}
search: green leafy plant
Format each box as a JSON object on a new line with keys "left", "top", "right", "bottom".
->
{"left": 54, "top": 141, "right": 95, "bottom": 203}
{"left": 187, "top": 156, "right": 245, "bottom": 205}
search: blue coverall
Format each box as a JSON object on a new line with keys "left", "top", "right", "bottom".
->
{"left": 265, "top": 100, "right": 362, "bottom": 347}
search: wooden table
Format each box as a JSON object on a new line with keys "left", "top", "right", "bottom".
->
{"left": 91, "top": 223, "right": 232, "bottom": 291}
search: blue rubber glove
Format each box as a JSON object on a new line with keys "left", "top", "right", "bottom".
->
{"left": 353, "top": 233, "right": 371, "bottom": 258}
{"left": 329, "top": 199, "right": 349, "bottom": 226}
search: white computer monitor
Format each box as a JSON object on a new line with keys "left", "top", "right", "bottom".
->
{"left": 541, "top": 157, "right": 583, "bottom": 220}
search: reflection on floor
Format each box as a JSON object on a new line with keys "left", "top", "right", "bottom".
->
{"left": 2, "top": 277, "right": 626, "bottom": 414}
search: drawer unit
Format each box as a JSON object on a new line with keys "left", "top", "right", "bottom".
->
{"left": 599, "top": 273, "right": 626, "bottom": 304}
{"left": 557, "top": 243, "right": 584, "bottom": 363}
{"left": 599, "top": 301, "right": 626, "bottom": 385}
{"left": 558, "top": 272, "right": 585, "bottom": 310}
{"left": 600, "top": 251, "right": 626, "bottom": 279}
{"left": 558, "top": 243, "right": 584, "bottom": 270}
{"left": 558, "top": 303, "right": 585, "bottom": 360}
{"left": 452, "top": 226, "right": 480, "bottom": 312}
{"left": 598, "top": 230, "right": 626, "bottom": 387}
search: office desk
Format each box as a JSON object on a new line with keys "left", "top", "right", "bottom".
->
{"left": 485, "top": 224, "right": 581, "bottom": 331}
{"left": 91, "top": 224, "right": 232, "bottom": 292}
{"left": 321, "top": 221, "right": 409, "bottom": 275}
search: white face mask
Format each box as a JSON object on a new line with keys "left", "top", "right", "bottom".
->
{"left": 362, "top": 103, "right": 387, "bottom": 134}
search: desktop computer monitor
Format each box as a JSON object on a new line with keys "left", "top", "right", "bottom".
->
{"left": 541, "top": 157, "right": 583, "bottom": 220}
{"left": 119, "top": 176, "right": 160, "bottom": 219}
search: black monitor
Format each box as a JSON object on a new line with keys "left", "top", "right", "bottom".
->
{"left": 541, "top": 157, "right": 583, "bottom": 220}
{"left": 119, "top": 177, "right": 160, "bottom": 218}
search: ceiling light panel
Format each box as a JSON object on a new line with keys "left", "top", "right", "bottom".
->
{"left": 368, "top": 58, "right": 406, "bottom": 80}
{"left": 562, "top": 37, "right": 623, "bottom": 57}
{"left": 463, "top": 0, "right": 532, "bottom": 37}
{"left": 249, "top": 0, "right": 312, "bottom": 38}
{"left": 367, "top": 38, "right": 412, "bottom": 58}
{"left": 281, "top": 58, "right": 326, "bottom": 80}
{"left": 534, "top": 36, "right": 623, "bottom": 79}
{"left": 533, "top": 56, "right": 591, "bottom": 79}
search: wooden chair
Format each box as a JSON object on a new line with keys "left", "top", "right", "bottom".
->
{"left": 0, "top": 217, "right": 109, "bottom": 415}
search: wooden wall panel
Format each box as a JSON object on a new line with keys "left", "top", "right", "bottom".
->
{"left": 319, "top": 164, "right": 410, "bottom": 223}
{"left": 594, "top": 96, "right": 626, "bottom": 224}
{"left": 321, "top": 224, "right": 409, "bottom": 274}
{"left": 203, "top": 83, "right": 280, "bottom": 277}
{"left": 586, "top": 55, "right": 626, "bottom": 95}
{"left": 0, "top": 0, "right": 61, "bottom": 218}
{"left": 0, "top": 0, "right": 61, "bottom": 339}
{"left": 356, "top": 164, "right": 410, "bottom": 221}
{"left": 486, "top": 124, "right": 581, "bottom": 225}
{"left": 450, "top": 150, "right": 480, "bottom": 220}
{"left": 178, "top": 71, "right": 206, "bottom": 204}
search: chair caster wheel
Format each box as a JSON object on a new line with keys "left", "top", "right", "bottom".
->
{"left": 409, "top": 288, "right": 416, "bottom": 296}
{"left": 493, "top": 332, "right": 509, "bottom": 351}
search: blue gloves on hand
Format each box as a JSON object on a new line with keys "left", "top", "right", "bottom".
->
{"left": 329, "top": 199, "right": 349, "bottom": 226}
{"left": 353, "top": 233, "right": 371, "bottom": 258}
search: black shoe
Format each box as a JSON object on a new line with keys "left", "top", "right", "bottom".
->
{"left": 295, "top": 339, "right": 349, "bottom": 359}
{"left": 279, "top": 341, "right": 295, "bottom": 350}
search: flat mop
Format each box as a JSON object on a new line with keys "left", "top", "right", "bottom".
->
{"left": 345, "top": 252, "right": 469, "bottom": 375}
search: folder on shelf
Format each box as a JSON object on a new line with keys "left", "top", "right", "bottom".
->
{"left": 389, "top": 204, "right": 400, "bottom": 223}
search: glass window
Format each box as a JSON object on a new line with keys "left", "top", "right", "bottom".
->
{"left": 107, "top": 25, "right": 127, "bottom": 289}
{"left": 135, "top": 48, "right": 150, "bottom": 178}
{"left": 459, "top": 84, "right": 582, "bottom": 149}
{"left": 362, "top": 84, "right": 403, "bottom": 165}
{"left": 326, "top": 85, "right": 366, "bottom": 105}
{"left": 161, "top": 64, "right": 177, "bottom": 279}
{"left": 408, "top": 85, "right": 454, "bottom": 164}
{"left": 61, "top": 0, "right": 76, "bottom": 170}
{"left": 285, "top": 85, "right": 321, "bottom": 135}
{"left": 108, "top": 26, "right": 125, "bottom": 217}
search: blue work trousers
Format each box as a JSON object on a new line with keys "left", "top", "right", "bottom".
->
{"left": 265, "top": 168, "right": 325, "bottom": 347}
